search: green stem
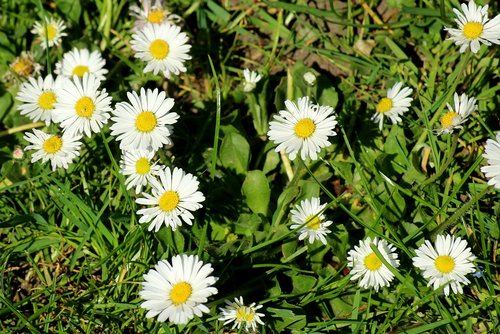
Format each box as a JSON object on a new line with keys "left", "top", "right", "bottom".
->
{"left": 0, "top": 122, "right": 45, "bottom": 138}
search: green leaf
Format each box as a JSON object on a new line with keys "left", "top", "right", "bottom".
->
{"left": 268, "top": 304, "right": 307, "bottom": 331}
{"left": 291, "top": 274, "right": 317, "bottom": 294}
{"left": 55, "top": 0, "right": 82, "bottom": 23}
{"left": 241, "top": 170, "right": 270, "bottom": 215}
{"left": 219, "top": 131, "right": 249, "bottom": 175}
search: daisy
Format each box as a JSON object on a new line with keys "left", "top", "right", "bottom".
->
{"left": 16, "top": 74, "right": 67, "bottom": 125}
{"left": 481, "top": 133, "right": 500, "bottom": 189}
{"left": 412, "top": 234, "right": 476, "bottom": 296}
{"left": 3, "top": 51, "right": 42, "bottom": 84}
{"left": 23, "top": 129, "right": 82, "bottom": 171}
{"left": 371, "top": 82, "right": 413, "bottom": 130}
{"left": 120, "top": 149, "right": 163, "bottom": 194}
{"left": 267, "top": 96, "right": 338, "bottom": 160}
{"left": 438, "top": 92, "right": 477, "bottom": 135}
{"left": 31, "top": 17, "right": 67, "bottom": 49}
{"left": 53, "top": 73, "right": 112, "bottom": 137}
{"left": 242, "top": 69, "right": 262, "bottom": 93}
{"left": 55, "top": 48, "right": 108, "bottom": 81}
{"left": 219, "top": 297, "right": 265, "bottom": 333}
{"left": 110, "top": 88, "right": 178, "bottom": 152}
{"left": 136, "top": 166, "right": 205, "bottom": 232}
{"left": 140, "top": 254, "right": 218, "bottom": 324}
{"left": 445, "top": 0, "right": 500, "bottom": 54}
{"left": 130, "top": 22, "right": 192, "bottom": 78}
{"left": 129, "top": 0, "right": 182, "bottom": 31}
{"left": 347, "top": 237, "right": 400, "bottom": 292}
{"left": 290, "top": 197, "right": 332, "bottom": 245}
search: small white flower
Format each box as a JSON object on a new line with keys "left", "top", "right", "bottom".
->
{"left": 267, "top": 96, "right": 337, "bottom": 160}
{"left": 31, "top": 17, "right": 67, "bottom": 49}
{"left": 110, "top": 88, "right": 178, "bottom": 152}
{"left": 219, "top": 297, "right": 265, "bottom": 333}
{"left": 129, "top": 0, "right": 182, "bottom": 31}
{"left": 55, "top": 48, "right": 108, "bottom": 81}
{"left": 303, "top": 71, "right": 316, "bottom": 86}
{"left": 242, "top": 69, "right": 262, "bottom": 92}
{"left": 16, "top": 75, "right": 67, "bottom": 125}
{"left": 53, "top": 73, "right": 112, "bottom": 137}
{"left": 412, "top": 234, "right": 476, "bottom": 296}
{"left": 482, "top": 133, "right": 500, "bottom": 189}
{"left": 445, "top": 0, "right": 500, "bottom": 54}
{"left": 140, "top": 254, "right": 218, "bottom": 324}
{"left": 12, "top": 146, "right": 24, "bottom": 160}
{"left": 347, "top": 237, "right": 400, "bottom": 292}
{"left": 120, "top": 149, "right": 163, "bottom": 194}
{"left": 438, "top": 92, "right": 477, "bottom": 135}
{"left": 290, "top": 197, "right": 332, "bottom": 245}
{"left": 23, "top": 129, "right": 82, "bottom": 171}
{"left": 131, "top": 22, "right": 191, "bottom": 78}
{"left": 372, "top": 82, "right": 413, "bottom": 130}
{"left": 136, "top": 166, "right": 205, "bottom": 232}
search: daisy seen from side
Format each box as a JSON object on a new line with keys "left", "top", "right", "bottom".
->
{"left": 267, "top": 96, "right": 338, "bottom": 160}
{"left": 242, "top": 69, "right": 262, "bottom": 93}
{"left": 371, "top": 82, "right": 413, "bottom": 130}
{"left": 31, "top": 17, "right": 67, "bottom": 49}
{"left": 438, "top": 92, "right": 477, "bottom": 135}
{"left": 120, "top": 149, "right": 163, "bottom": 194}
{"left": 290, "top": 197, "right": 332, "bottom": 245}
{"left": 219, "top": 297, "right": 265, "bottom": 333}
{"left": 136, "top": 166, "right": 205, "bottom": 232}
{"left": 140, "top": 254, "right": 218, "bottom": 324}
{"left": 347, "top": 237, "right": 400, "bottom": 292}
{"left": 55, "top": 48, "right": 108, "bottom": 81}
{"left": 481, "top": 132, "right": 500, "bottom": 189}
{"left": 129, "top": 0, "right": 181, "bottom": 31}
{"left": 412, "top": 234, "right": 476, "bottom": 296}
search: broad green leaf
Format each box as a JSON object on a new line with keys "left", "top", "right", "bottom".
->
{"left": 291, "top": 274, "right": 317, "bottom": 294}
{"left": 219, "top": 131, "right": 249, "bottom": 175}
{"left": 55, "top": 0, "right": 82, "bottom": 23}
{"left": 241, "top": 170, "right": 270, "bottom": 215}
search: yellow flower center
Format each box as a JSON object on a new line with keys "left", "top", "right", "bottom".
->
{"left": 376, "top": 97, "right": 393, "bottom": 113}
{"left": 435, "top": 255, "right": 455, "bottom": 274}
{"left": 440, "top": 111, "right": 459, "bottom": 128}
{"left": 158, "top": 190, "right": 179, "bottom": 212}
{"left": 294, "top": 118, "right": 316, "bottom": 139}
{"left": 463, "top": 22, "right": 483, "bottom": 39}
{"left": 38, "top": 91, "right": 57, "bottom": 110}
{"left": 42, "top": 24, "right": 57, "bottom": 41}
{"left": 306, "top": 215, "right": 321, "bottom": 230}
{"left": 236, "top": 307, "right": 254, "bottom": 322}
{"left": 72, "top": 65, "right": 90, "bottom": 77}
{"left": 75, "top": 96, "right": 95, "bottom": 118}
{"left": 169, "top": 282, "right": 192, "bottom": 305}
{"left": 135, "top": 111, "right": 157, "bottom": 132}
{"left": 43, "top": 135, "right": 63, "bottom": 154}
{"left": 149, "top": 39, "right": 170, "bottom": 60}
{"left": 135, "top": 157, "right": 150, "bottom": 175}
{"left": 12, "top": 59, "right": 32, "bottom": 76}
{"left": 364, "top": 252, "right": 382, "bottom": 271}
{"left": 147, "top": 9, "right": 165, "bottom": 24}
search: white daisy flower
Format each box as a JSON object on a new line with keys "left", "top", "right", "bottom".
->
{"left": 129, "top": 0, "right": 182, "bottom": 31}
{"left": 23, "top": 129, "right": 82, "bottom": 171}
{"left": 267, "top": 96, "right": 338, "bottom": 160}
{"left": 55, "top": 48, "right": 108, "bottom": 81}
{"left": 371, "top": 82, "right": 413, "bottom": 130}
{"left": 140, "top": 254, "right": 218, "bottom": 324}
{"left": 16, "top": 74, "right": 67, "bottom": 125}
{"left": 438, "top": 92, "right": 477, "bottom": 135}
{"left": 53, "top": 73, "right": 112, "bottom": 137}
{"left": 110, "top": 88, "right": 178, "bottom": 152}
{"left": 242, "top": 69, "right": 262, "bottom": 93}
{"left": 130, "top": 22, "right": 192, "bottom": 78}
{"left": 120, "top": 149, "right": 163, "bottom": 194}
{"left": 445, "top": 0, "right": 500, "bottom": 54}
{"left": 136, "top": 166, "right": 205, "bottom": 232}
{"left": 412, "top": 234, "right": 476, "bottom": 296}
{"left": 290, "top": 197, "right": 332, "bottom": 245}
{"left": 481, "top": 133, "right": 500, "bottom": 189}
{"left": 218, "top": 297, "right": 265, "bottom": 333}
{"left": 347, "top": 237, "right": 400, "bottom": 292}
{"left": 31, "top": 17, "right": 67, "bottom": 49}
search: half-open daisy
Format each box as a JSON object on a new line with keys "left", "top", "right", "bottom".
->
{"left": 267, "top": 96, "right": 337, "bottom": 160}
{"left": 110, "top": 87, "right": 178, "bottom": 152}
{"left": 372, "top": 82, "right": 413, "bottom": 130}
{"left": 347, "top": 237, "right": 400, "bottom": 292}
{"left": 481, "top": 133, "right": 500, "bottom": 189}
{"left": 120, "top": 149, "right": 163, "bottom": 194}
{"left": 130, "top": 22, "right": 191, "bottom": 78}
{"left": 290, "top": 197, "right": 332, "bottom": 245}
{"left": 16, "top": 74, "right": 67, "bottom": 125}
{"left": 53, "top": 73, "right": 112, "bottom": 137}
{"left": 55, "top": 48, "right": 108, "bottom": 81}
{"left": 31, "top": 17, "right": 67, "bottom": 49}
{"left": 136, "top": 166, "right": 205, "bottom": 232}
{"left": 445, "top": 1, "right": 500, "bottom": 54}
{"left": 242, "top": 69, "right": 262, "bottom": 93}
{"left": 140, "top": 254, "right": 218, "bottom": 324}
{"left": 23, "top": 129, "right": 82, "bottom": 171}
{"left": 438, "top": 92, "right": 477, "bottom": 135}
{"left": 219, "top": 297, "right": 265, "bottom": 333}
{"left": 413, "top": 234, "right": 476, "bottom": 296}
{"left": 129, "top": 0, "right": 181, "bottom": 31}
{"left": 3, "top": 51, "right": 42, "bottom": 84}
